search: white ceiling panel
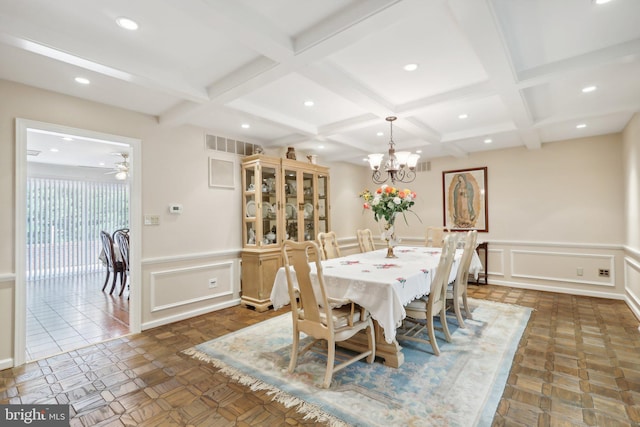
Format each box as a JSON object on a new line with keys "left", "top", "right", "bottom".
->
{"left": 329, "top": 2, "right": 488, "bottom": 106}
{"left": 538, "top": 112, "right": 634, "bottom": 143}
{"left": 228, "top": 73, "right": 369, "bottom": 130}
{"left": 491, "top": 0, "right": 640, "bottom": 72}
{"left": 1, "top": 0, "right": 637, "bottom": 168}
{"left": 524, "top": 61, "right": 640, "bottom": 123}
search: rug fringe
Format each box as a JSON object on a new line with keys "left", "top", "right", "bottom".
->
{"left": 182, "top": 347, "right": 350, "bottom": 427}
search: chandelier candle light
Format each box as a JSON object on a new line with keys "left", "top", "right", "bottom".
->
{"left": 368, "top": 116, "right": 420, "bottom": 184}
{"left": 359, "top": 185, "right": 418, "bottom": 258}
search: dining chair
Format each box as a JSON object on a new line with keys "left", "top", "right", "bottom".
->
{"left": 397, "top": 235, "right": 456, "bottom": 356}
{"left": 281, "top": 240, "right": 375, "bottom": 388}
{"left": 425, "top": 226, "right": 449, "bottom": 247}
{"left": 99, "top": 231, "right": 126, "bottom": 295}
{"left": 113, "top": 229, "right": 130, "bottom": 296}
{"left": 356, "top": 229, "right": 376, "bottom": 253}
{"left": 317, "top": 231, "right": 341, "bottom": 260}
{"left": 446, "top": 230, "right": 478, "bottom": 328}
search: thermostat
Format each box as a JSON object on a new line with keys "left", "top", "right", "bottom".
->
{"left": 169, "top": 204, "right": 183, "bottom": 214}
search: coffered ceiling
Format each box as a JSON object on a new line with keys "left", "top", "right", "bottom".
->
{"left": 2, "top": 0, "right": 639, "bottom": 167}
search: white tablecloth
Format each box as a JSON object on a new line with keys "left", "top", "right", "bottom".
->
{"left": 270, "top": 246, "right": 482, "bottom": 343}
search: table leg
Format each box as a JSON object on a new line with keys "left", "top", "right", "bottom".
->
{"left": 340, "top": 320, "right": 404, "bottom": 368}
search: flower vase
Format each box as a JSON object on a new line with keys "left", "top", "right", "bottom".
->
{"left": 383, "top": 220, "right": 398, "bottom": 259}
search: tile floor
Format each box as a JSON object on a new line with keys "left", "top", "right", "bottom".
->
{"left": 26, "top": 272, "right": 129, "bottom": 361}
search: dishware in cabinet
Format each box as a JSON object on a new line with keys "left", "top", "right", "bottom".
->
{"left": 240, "top": 154, "right": 330, "bottom": 311}
{"left": 241, "top": 156, "right": 280, "bottom": 249}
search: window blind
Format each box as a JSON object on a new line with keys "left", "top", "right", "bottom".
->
{"left": 26, "top": 177, "right": 129, "bottom": 280}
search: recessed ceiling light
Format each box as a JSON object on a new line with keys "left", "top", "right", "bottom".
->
{"left": 74, "top": 77, "right": 90, "bottom": 85}
{"left": 318, "top": 145, "right": 324, "bottom": 149}
{"left": 582, "top": 85, "right": 597, "bottom": 93}
{"left": 576, "top": 123, "right": 587, "bottom": 129}
{"left": 593, "top": 0, "right": 613, "bottom": 4}
{"left": 458, "top": 114, "right": 468, "bottom": 119}
{"left": 416, "top": 150, "right": 422, "bottom": 154}
{"left": 241, "top": 123, "right": 250, "bottom": 129}
{"left": 50, "top": 148, "right": 59, "bottom": 152}
{"left": 403, "top": 63, "right": 419, "bottom": 72}
{"left": 116, "top": 17, "right": 139, "bottom": 30}
{"left": 484, "top": 138, "right": 493, "bottom": 144}
{"left": 99, "top": 162, "right": 105, "bottom": 166}
{"left": 376, "top": 131, "right": 384, "bottom": 136}
{"left": 62, "top": 137, "right": 73, "bottom": 141}
{"left": 304, "top": 100, "right": 314, "bottom": 107}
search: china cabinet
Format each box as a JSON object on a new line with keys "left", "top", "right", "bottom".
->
{"left": 240, "top": 154, "right": 330, "bottom": 311}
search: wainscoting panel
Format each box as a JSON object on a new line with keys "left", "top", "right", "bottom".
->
{"left": 487, "top": 248, "right": 505, "bottom": 277}
{"left": 150, "top": 261, "right": 235, "bottom": 313}
{"left": 624, "top": 255, "right": 640, "bottom": 319}
{"left": 511, "top": 250, "right": 614, "bottom": 287}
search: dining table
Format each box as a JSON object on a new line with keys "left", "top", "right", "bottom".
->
{"left": 270, "top": 245, "right": 483, "bottom": 367}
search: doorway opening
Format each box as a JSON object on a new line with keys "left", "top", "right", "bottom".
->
{"left": 15, "top": 119, "right": 142, "bottom": 366}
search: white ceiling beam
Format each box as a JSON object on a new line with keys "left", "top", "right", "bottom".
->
{"left": 185, "top": 0, "right": 294, "bottom": 62}
{"left": 318, "top": 114, "right": 380, "bottom": 136}
{"left": 0, "top": 31, "right": 209, "bottom": 103}
{"left": 516, "top": 39, "right": 640, "bottom": 89}
{"left": 396, "top": 81, "right": 496, "bottom": 116}
{"left": 162, "top": 0, "right": 425, "bottom": 128}
{"left": 448, "top": 0, "right": 541, "bottom": 150}
{"left": 532, "top": 106, "right": 639, "bottom": 128}
{"left": 441, "top": 122, "right": 516, "bottom": 142}
{"left": 441, "top": 142, "right": 469, "bottom": 158}
{"left": 227, "top": 100, "right": 318, "bottom": 136}
{"left": 396, "top": 117, "right": 442, "bottom": 143}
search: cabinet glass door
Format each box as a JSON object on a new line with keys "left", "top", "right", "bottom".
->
{"left": 317, "top": 173, "right": 328, "bottom": 234}
{"left": 243, "top": 165, "right": 257, "bottom": 246}
{"left": 283, "top": 168, "right": 299, "bottom": 242}
{"left": 302, "top": 172, "right": 315, "bottom": 241}
{"left": 261, "top": 165, "right": 278, "bottom": 246}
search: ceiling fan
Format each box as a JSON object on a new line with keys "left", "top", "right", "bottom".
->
{"left": 106, "top": 153, "right": 130, "bottom": 180}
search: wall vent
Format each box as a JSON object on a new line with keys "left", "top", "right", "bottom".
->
{"left": 416, "top": 161, "right": 431, "bottom": 172}
{"left": 206, "top": 134, "right": 261, "bottom": 156}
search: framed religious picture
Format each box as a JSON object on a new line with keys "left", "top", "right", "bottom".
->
{"left": 442, "top": 167, "right": 488, "bottom": 232}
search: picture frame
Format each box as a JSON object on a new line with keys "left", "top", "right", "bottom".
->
{"left": 208, "top": 157, "right": 236, "bottom": 189}
{"left": 442, "top": 166, "right": 488, "bottom": 232}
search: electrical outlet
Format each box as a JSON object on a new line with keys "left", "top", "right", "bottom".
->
{"left": 598, "top": 269, "right": 610, "bottom": 277}
{"left": 208, "top": 278, "right": 218, "bottom": 288}
{"left": 577, "top": 268, "right": 583, "bottom": 276}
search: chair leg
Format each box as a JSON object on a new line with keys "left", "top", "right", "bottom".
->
{"left": 119, "top": 272, "right": 127, "bottom": 296}
{"left": 323, "top": 341, "right": 335, "bottom": 388}
{"left": 440, "top": 308, "right": 452, "bottom": 342}
{"left": 453, "top": 296, "right": 466, "bottom": 328}
{"left": 102, "top": 271, "right": 110, "bottom": 291}
{"left": 462, "top": 292, "right": 472, "bottom": 320}
{"left": 427, "top": 317, "right": 440, "bottom": 356}
{"left": 288, "top": 329, "right": 300, "bottom": 373}
{"left": 109, "top": 272, "right": 118, "bottom": 294}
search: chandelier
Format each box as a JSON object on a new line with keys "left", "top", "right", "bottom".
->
{"left": 367, "top": 116, "right": 420, "bottom": 184}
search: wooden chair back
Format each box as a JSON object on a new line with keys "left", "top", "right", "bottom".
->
{"left": 317, "top": 231, "right": 341, "bottom": 260}
{"left": 425, "top": 226, "right": 449, "bottom": 247}
{"left": 356, "top": 229, "right": 376, "bottom": 253}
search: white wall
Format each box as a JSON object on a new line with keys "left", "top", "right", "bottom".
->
{"left": 622, "top": 113, "right": 640, "bottom": 318}
{"left": 356, "top": 133, "right": 627, "bottom": 300}
{"left": 0, "top": 78, "right": 636, "bottom": 369}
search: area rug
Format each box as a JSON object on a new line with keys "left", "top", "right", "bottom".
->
{"left": 183, "top": 299, "right": 531, "bottom": 427}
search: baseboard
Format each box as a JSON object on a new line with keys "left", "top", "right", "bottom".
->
{"left": 142, "top": 298, "right": 241, "bottom": 330}
{"left": 487, "top": 279, "right": 625, "bottom": 300}
{"left": 625, "top": 288, "right": 640, "bottom": 321}
{"left": 0, "top": 358, "right": 13, "bottom": 370}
